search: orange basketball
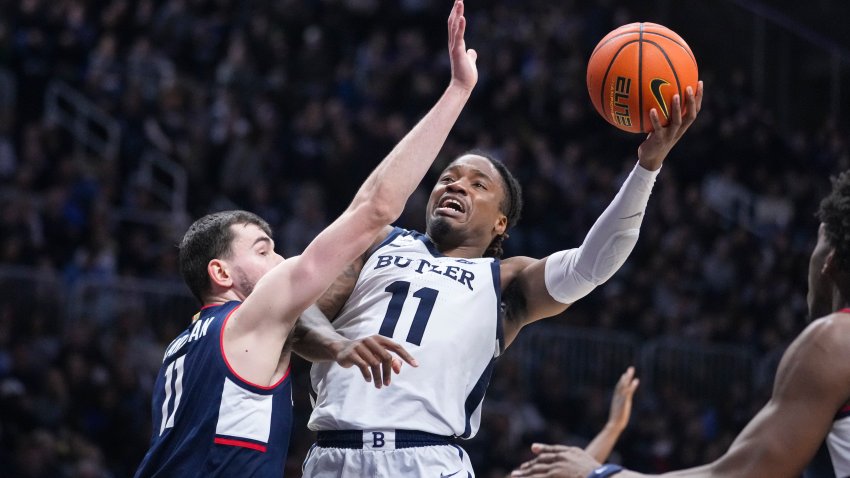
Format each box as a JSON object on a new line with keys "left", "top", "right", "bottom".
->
{"left": 587, "top": 22, "right": 698, "bottom": 134}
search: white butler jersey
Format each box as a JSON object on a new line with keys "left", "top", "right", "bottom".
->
{"left": 805, "top": 407, "right": 850, "bottom": 477}
{"left": 308, "top": 227, "right": 503, "bottom": 438}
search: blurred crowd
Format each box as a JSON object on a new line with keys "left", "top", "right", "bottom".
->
{"left": 1, "top": 0, "right": 849, "bottom": 476}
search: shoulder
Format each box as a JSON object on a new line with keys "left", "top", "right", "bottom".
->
{"left": 499, "top": 256, "right": 537, "bottom": 285}
{"left": 776, "top": 312, "right": 850, "bottom": 396}
{"left": 797, "top": 312, "right": 850, "bottom": 356}
{"left": 799, "top": 312, "right": 850, "bottom": 346}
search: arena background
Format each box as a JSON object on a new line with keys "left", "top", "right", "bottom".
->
{"left": 1, "top": 0, "right": 849, "bottom": 476}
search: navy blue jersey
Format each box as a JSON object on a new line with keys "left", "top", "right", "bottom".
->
{"left": 135, "top": 301, "right": 293, "bottom": 478}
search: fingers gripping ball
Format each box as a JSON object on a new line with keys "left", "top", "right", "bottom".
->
{"left": 587, "top": 22, "right": 698, "bottom": 133}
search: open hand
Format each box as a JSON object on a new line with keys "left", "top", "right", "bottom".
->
{"left": 607, "top": 366, "right": 640, "bottom": 432}
{"left": 335, "top": 335, "right": 418, "bottom": 389}
{"left": 448, "top": 0, "right": 477, "bottom": 92}
{"left": 637, "top": 80, "right": 704, "bottom": 170}
{"left": 511, "top": 444, "right": 601, "bottom": 478}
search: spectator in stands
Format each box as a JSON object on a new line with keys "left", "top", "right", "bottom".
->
{"left": 0, "top": 0, "right": 846, "bottom": 475}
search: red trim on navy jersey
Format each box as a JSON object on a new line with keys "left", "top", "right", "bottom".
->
{"left": 201, "top": 303, "right": 222, "bottom": 310}
{"left": 213, "top": 437, "right": 267, "bottom": 453}
{"left": 219, "top": 305, "right": 292, "bottom": 390}
{"left": 840, "top": 308, "right": 850, "bottom": 314}
{"left": 836, "top": 403, "right": 850, "bottom": 421}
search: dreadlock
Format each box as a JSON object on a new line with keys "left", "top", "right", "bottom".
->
{"left": 818, "top": 170, "right": 850, "bottom": 272}
{"left": 464, "top": 150, "right": 524, "bottom": 258}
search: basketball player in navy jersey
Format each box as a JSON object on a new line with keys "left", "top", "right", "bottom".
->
{"left": 293, "top": 19, "right": 704, "bottom": 476}
{"left": 133, "top": 2, "right": 479, "bottom": 475}
{"left": 510, "top": 171, "right": 850, "bottom": 478}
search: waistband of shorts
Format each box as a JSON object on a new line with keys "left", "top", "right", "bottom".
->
{"left": 315, "top": 430, "right": 455, "bottom": 450}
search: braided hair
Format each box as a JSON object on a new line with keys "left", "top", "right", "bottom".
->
{"left": 465, "top": 150, "right": 523, "bottom": 258}
{"left": 818, "top": 170, "right": 850, "bottom": 272}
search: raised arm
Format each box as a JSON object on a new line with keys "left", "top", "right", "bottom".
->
{"left": 502, "top": 82, "right": 703, "bottom": 346}
{"left": 512, "top": 315, "right": 850, "bottom": 478}
{"left": 224, "top": 0, "right": 478, "bottom": 387}
{"left": 584, "top": 367, "right": 639, "bottom": 463}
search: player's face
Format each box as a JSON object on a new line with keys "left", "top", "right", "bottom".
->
{"left": 425, "top": 155, "right": 508, "bottom": 252}
{"left": 224, "top": 223, "right": 283, "bottom": 299}
{"left": 807, "top": 223, "right": 835, "bottom": 320}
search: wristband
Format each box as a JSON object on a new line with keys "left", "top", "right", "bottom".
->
{"left": 588, "top": 464, "right": 624, "bottom": 478}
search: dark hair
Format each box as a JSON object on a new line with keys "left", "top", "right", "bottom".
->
{"left": 818, "top": 171, "right": 850, "bottom": 273}
{"left": 464, "top": 149, "right": 524, "bottom": 258}
{"left": 178, "top": 210, "right": 272, "bottom": 303}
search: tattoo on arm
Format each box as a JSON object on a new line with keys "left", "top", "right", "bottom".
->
{"left": 315, "top": 253, "right": 367, "bottom": 320}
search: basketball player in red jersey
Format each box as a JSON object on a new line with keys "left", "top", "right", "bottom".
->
{"left": 511, "top": 171, "right": 850, "bottom": 478}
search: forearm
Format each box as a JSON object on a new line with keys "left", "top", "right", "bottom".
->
{"left": 291, "top": 305, "right": 346, "bottom": 362}
{"left": 545, "top": 162, "right": 660, "bottom": 304}
{"left": 584, "top": 424, "right": 625, "bottom": 463}
{"left": 350, "top": 84, "right": 473, "bottom": 222}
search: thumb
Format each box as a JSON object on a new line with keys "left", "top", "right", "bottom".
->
{"left": 467, "top": 48, "right": 477, "bottom": 63}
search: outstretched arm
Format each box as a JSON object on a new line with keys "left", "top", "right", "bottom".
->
{"left": 511, "top": 314, "right": 850, "bottom": 478}
{"left": 293, "top": 297, "right": 418, "bottom": 389}
{"left": 224, "top": 0, "right": 478, "bottom": 387}
{"left": 584, "top": 367, "right": 639, "bottom": 463}
{"left": 502, "top": 83, "right": 704, "bottom": 346}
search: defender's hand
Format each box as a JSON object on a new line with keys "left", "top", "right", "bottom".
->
{"left": 607, "top": 366, "right": 640, "bottom": 432}
{"left": 334, "top": 335, "right": 418, "bottom": 389}
{"left": 637, "top": 80, "right": 704, "bottom": 170}
{"left": 511, "top": 444, "right": 601, "bottom": 478}
{"left": 448, "top": 0, "right": 477, "bottom": 92}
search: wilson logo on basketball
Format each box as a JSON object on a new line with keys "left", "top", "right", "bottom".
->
{"left": 650, "top": 78, "right": 671, "bottom": 119}
{"left": 611, "top": 76, "right": 632, "bottom": 127}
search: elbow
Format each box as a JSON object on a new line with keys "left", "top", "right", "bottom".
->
{"left": 353, "top": 192, "right": 403, "bottom": 229}
{"left": 368, "top": 200, "right": 401, "bottom": 226}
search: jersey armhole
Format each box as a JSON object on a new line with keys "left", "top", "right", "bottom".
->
{"left": 491, "top": 259, "right": 505, "bottom": 356}
{"left": 366, "top": 226, "right": 407, "bottom": 258}
{"left": 219, "top": 304, "right": 291, "bottom": 391}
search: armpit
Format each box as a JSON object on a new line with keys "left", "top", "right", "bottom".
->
{"left": 315, "top": 257, "right": 366, "bottom": 320}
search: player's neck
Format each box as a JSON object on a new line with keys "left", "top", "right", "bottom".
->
{"left": 203, "top": 289, "right": 244, "bottom": 307}
{"left": 436, "top": 244, "right": 487, "bottom": 258}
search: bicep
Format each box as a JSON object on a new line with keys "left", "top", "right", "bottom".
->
{"left": 314, "top": 256, "right": 368, "bottom": 320}
{"left": 501, "top": 256, "right": 570, "bottom": 346}
{"left": 699, "top": 398, "right": 833, "bottom": 478}
{"left": 290, "top": 213, "right": 380, "bottom": 307}
{"left": 235, "top": 222, "right": 386, "bottom": 343}
{"left": 266, "top": 217, "right": 388, "bottom": 320}
{"left": 677, "top": 323, "right": 850, "bottom": 478}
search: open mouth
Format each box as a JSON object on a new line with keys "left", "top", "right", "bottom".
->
{"left": 436, "top": 197, "right": 465, "bottom": 216}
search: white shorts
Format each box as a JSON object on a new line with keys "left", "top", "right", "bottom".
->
{"left": 302, "top": 430, "right": 474, "bottom": 478}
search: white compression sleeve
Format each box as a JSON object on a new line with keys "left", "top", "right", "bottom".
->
{"left": 544, "top": 162, "right": 660, "bottom": 304}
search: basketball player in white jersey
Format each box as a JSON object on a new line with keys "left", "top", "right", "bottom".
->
{"left": 134, "top": 1, "right": 478, "bottom": 474}
{"left": 293, "top": 8, "right": 704, "bottom": 474}
{"left": 510, "top": 171, "right": 850, "bottom": 478}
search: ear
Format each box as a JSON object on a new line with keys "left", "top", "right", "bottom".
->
{"left": 494, "top": 214, "right": 508, "bottom": 236}
{"left": 823, "top": 249, "right": 838, "bottom": 278}
{"left": 208, "top": 258, "right": 233, "bottom": 289}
